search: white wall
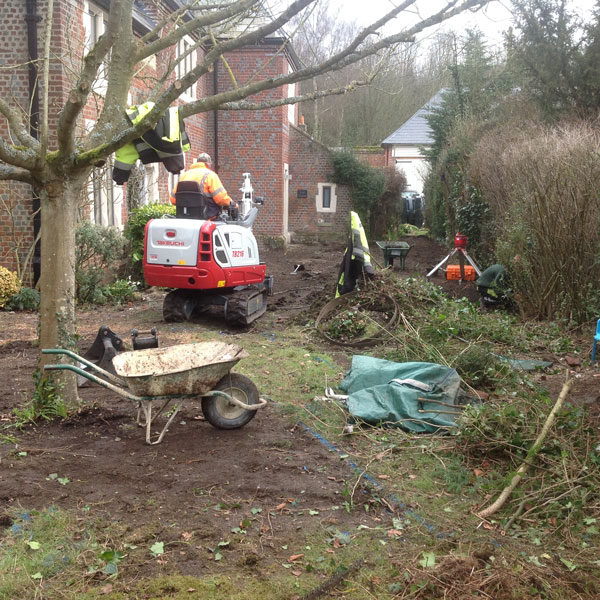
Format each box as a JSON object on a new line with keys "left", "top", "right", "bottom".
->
{"left": 391, "top": 145, "right": 431, "bottom": 195}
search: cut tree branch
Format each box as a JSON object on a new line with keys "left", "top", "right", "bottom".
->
{"left": 477, "top": 376, "right": 574, "bottom": 520}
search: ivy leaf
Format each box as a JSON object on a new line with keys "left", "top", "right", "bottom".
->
{"left": 27, "top": 541, "right": 41, "bottom": 550}
{"left": 103, "top": 562, "right": 118, "bottom": 575}
{"left": 150, "top": 542, "right": 164, "bottom": 557}
{"left": 250, "top": 507, "right": 262, "bottom": 515}
{"left": 214, "top": 552, "right": 223, "bottom": 561}
{"left": 419, "top": 552, "right": 436, "bottom": 568}
{"left": 560, "top": 558, "right": 577, "bottom": 571}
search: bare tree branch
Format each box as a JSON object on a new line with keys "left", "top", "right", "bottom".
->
{"left": 57, "top": 2, "right": 121, "bottom": 157}
{"left": 74, "top": 0, "right": 490, "bottom": 167}
{"left": 179, "top": 0, "right": 489, "bottom": 118}
{"left": 0, "top": 97, "right": 39, "bottom": 151}
{"left": 0, "top": 164, "right": 35, "bottom": 184}
{"left": 136, "top": 0, "right": 261, "bottom": 62}
{"left": 219, "top": 78, "right": 372, "bottom": 110}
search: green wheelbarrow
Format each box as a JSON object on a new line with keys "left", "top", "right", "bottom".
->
{"left": 376, "top": 241, "right": 412, "bottom": 269}
{"left": 42, "top": 342, "right": 266, "bottom": 445}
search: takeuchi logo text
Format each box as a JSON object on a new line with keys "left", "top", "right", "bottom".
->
{"left": 157, "top": 240, "right": 185, "bottom": 246}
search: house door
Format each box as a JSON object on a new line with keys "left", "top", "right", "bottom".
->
{"left": 283, "top": 163, "right": 290, "bottom": 241}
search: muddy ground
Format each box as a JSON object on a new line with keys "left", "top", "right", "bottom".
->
{"left": 1, "top": 235, "right": 598, "bottom": 589}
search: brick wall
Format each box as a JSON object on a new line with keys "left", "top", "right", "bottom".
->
{"left": 0, "top": 1, "right": 36, "bottom": 275}
{"left": 288, "top": 126, "right": 351, "bottom": 239}
{"left": 215, "top": 47, "right": 291, "bottom": 237}
{"left": 353, "top": 147, "right": 386, "bottom": 168}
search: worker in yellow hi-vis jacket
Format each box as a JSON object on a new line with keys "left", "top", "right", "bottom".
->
{"left": 170, "top": 152, "right": 237, "bottom": 220}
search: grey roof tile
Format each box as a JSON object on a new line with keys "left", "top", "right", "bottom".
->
{"left": 382, "top": 91, "right": 444, "bottom": 146}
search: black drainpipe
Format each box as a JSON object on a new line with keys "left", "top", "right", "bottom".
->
{"left": 213, "top": 64, "right": 219, "bottom": 172}
{"left": 25, "top": 0, "right": 41, "bottom": 284}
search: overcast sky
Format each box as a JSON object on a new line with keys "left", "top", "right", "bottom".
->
{"left": 323, "top": 0, "right": 598, "bottom": 48}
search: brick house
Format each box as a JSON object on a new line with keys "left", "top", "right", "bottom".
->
{"left": 0, "top": 0, "right": 351, "bottom": 280}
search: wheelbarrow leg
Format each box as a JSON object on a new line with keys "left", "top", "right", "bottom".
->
{"left": 138, "top": 398, "right": 186, "bottom": 445}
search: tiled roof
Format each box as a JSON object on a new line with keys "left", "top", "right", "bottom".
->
{"left": 381, "top": 91, "right": 444, "bottom": 146}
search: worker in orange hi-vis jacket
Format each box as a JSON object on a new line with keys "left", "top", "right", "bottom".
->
{"left": 170, "top": 152, "right": 238, "bottom": 219}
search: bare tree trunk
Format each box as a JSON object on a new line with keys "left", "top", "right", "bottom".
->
{"left": 38, "top": 175, "right": 85, "bottom": 407}
{"left": 312, "top": 77, "right": 320, "bottom": 140}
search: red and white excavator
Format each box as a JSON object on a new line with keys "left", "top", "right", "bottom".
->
{"left": 143, "top": 173, "right": 273, "bottom": 326}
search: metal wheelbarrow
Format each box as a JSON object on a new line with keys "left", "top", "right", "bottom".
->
{"left": 376, "top": 241, "right": 411, "bottom": 269}
{"left": 42, "top": 342, "right": 266, "bottom": 445}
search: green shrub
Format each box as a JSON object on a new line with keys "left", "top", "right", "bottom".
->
{"left": 124, "top": 202, "right": 176, "bottom": 283}
{"left": 332, "top": 151, "right": 386, "bottom": 230}
{"left": 0, "top": 266, "right": 21, "bottom": 308}
{"left": 103, "top": 278, "right": 139, "bottom": 304}
{"left": 75, "top": 222, "right": 126, "bottom": 304}
{"left": 473, "top": 121, "right": 600, "bottom": 323}
{"left": 5, "top": 287, "right": 40, "bottom": 311}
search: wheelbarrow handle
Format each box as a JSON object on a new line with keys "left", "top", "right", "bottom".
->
{"left": 204, "top": 389, "right": 267, "bottom": 411}
{"left": 43, "top": 362, "right": 140, "bottom": 402}
{"left": 42, "top": 347, "right": 125, "bottom": 387}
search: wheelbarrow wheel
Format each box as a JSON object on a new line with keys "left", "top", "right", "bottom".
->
{"left": 202, "top": 373, "right": 259, "bottom": 430}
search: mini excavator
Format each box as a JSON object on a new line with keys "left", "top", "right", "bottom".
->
{"left": 143, "top": 173, "right": 273, "bottom": 326}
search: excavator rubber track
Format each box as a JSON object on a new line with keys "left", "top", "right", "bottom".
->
{"left": 163, "top": 289, "right": 198, "bottom": 322}
{"left": 224, "top": 285, "right": 268, "bottom": 326}
{"left": 163, "top": 281, "right": 271, "bottom": 326}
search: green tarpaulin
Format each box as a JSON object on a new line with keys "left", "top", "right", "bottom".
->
{"left": 340, "top": 356, "right": 463, "bottom": 433}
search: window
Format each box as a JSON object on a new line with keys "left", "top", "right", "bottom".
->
{"left": 83, "top": 1, "right": 109, "bottom": 94}
{"left": 322, "top": 186, "right": 331, "bottom": 209}
{"left": 316, "top": 183, "right": 337, "bottom": 213}
{"left": 86, "top": 159, "right": 123, "bottom": 228}
{"left": 176, "top": 35, "right": 197, "bottom": 101}
{"left": 142, "top": 164, "right": 160, "bottom": 205}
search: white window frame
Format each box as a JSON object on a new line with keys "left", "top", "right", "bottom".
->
{"left": 316, "top": 183, "right": 337, "bottom": 213}
{"left": 168, "top": 171, "right": 179, "bottom": 200}
{"left": 142, "top": 164, "right": 160, "bottom": 205}
{"left": 86, "top": 159, "right": 124, "bottom": 228}
{"left": 287, "top": 63, "right": 296, "bottom": 124}
{"left": 176, "top": 35, "right": 198, "bottom": 101}
{"left": 83, "top": 1, "right": 109, "bottom": 95}
{"left": 84, "top": 120, "right": 123, "bottom": 228}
